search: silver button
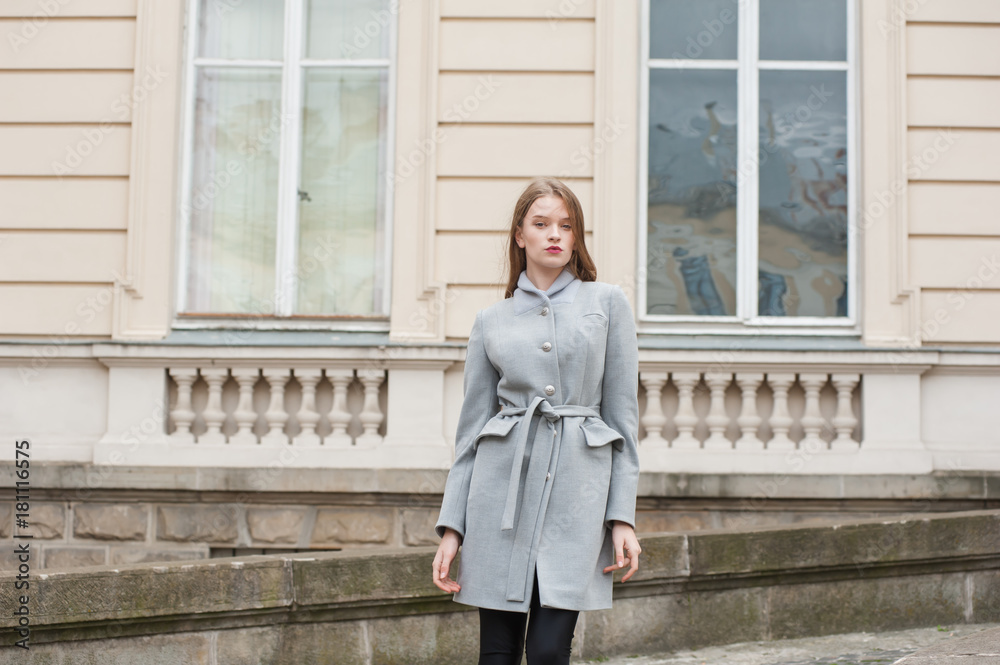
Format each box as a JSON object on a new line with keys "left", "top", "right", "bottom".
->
{"left": 541, "top": 307, "right": 549, "bottom": 316}
{"left": 541, "top": 342, "right": 552, "bottom": 352}
{"left": 545, "top": 472, "right": 551, "bottom": 481}
{"left": 544, "top": 385, "right": 555, "bottom": 395}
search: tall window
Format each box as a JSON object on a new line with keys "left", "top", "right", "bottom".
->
{"left": 178, "top": 0, "right": 393, "bottom": 321}
{"left": 640, "top": 0, "right": 855, "bottom": 331}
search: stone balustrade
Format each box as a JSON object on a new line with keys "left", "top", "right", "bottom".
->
{"left": 78, "top": 342, "right": 942, "bottom": 473}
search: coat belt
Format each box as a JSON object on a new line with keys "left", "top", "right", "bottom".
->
{"left": 497, "top": 395, "right": 601, "bottom": 531}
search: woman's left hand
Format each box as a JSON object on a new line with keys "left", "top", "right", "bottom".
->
{"left": 602, "top": 521, "right": 641, "bottom": 582}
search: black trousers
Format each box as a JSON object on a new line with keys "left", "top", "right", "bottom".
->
{"left": 477, "top": 571, "right": 580, "bottom": 665}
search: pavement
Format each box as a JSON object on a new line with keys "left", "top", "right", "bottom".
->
{"left": 576, "top": 623, "right": 1000, "bottom": 665}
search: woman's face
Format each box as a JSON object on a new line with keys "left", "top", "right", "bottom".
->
{"left": 515, "top": 194, "right": 575, "bottom": 272}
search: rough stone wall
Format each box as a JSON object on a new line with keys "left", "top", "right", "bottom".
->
{"left": 1, "top": 510, "right": 999, "bottom": 663}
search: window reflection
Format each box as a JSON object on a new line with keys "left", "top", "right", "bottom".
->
{"left": 647, "top": 69, "right": 738, "bottom": 316}
{"left": 758, "top": 70, "right": 848, "bottom": 317}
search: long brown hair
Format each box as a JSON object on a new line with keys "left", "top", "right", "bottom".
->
{"left": 503, "top": 177, "right": 597, "bottom": 299}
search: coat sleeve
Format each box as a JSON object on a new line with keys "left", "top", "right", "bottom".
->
{"left": 602, "top": 284, "right": 640, "bottom": 530}
{"left": 435, "top": 308, "right": 501, "bottom": 539}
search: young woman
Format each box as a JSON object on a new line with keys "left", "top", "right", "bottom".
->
{"left": 432, "top": 177, "right": 642, "bottom": 664}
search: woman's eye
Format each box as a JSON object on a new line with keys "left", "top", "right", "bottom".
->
{"left": 562, "top": 224, "right": 572, "bottom": 230}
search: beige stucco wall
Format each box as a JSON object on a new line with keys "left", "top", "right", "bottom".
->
{"left": 0, "top": 0, "right": 137, "bottom": 338}
{"left": 0, "top": 0, "right": 996, "bottom": 347}
{"left": 905, "top": 2, "right": 1000, "bottom": 345}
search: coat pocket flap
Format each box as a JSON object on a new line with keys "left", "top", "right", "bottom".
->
{"left": 582, "top": 420, "right": 625, "bottom": 450}
{"left": 473, "top": 414, "right": 519, "bottom": 448}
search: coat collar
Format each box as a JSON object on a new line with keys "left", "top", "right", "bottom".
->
{"left": 512, "top": 267, "right": 582, "bottom": 315}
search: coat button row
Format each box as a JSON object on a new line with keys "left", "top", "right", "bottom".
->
{"left": 544, "top": 385, "right": 555, "bottom": 395}
{"left": 541, "top": 342, "right": 552, "bottom": 352}
{"left": 541, "top": 307, "right": 549, "bottom": 316}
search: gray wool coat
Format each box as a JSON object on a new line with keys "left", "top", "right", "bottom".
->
{"left": 435, "top": 266, "right": 640, "bottom": 613}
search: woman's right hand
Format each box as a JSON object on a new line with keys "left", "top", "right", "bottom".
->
{"left": 432, "top": 528, "right": 462, "bottom": 593}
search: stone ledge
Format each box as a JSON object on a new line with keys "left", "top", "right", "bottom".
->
{"left": 3, "top": 463, "right": 999, "bottom": 500}
{"left": 1, "top": 509, "right": 998, "bottom": 646}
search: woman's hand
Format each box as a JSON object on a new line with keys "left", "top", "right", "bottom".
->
{"left": 602, "top": 521, "right": 642, "bottom": 582}
{"left": 432, "top": 528, "right": 463, "bottom": 593}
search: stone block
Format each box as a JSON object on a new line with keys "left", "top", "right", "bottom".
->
{"left": 43, "top": 546, "right": 107, "bottom": 570}
{"left": 157, "top": 504, "right": 239, "bottom": 543}
{"left": 11, "top": 631, "right": 212, "bottom": 663}
{"left": 635, "top": 510, "right": 713, "bottom": 533}
{"left": 247, "top": 508, "right": 306, "bottom": 545}
{"left": 688, "top": 510, "right": 1000, "bottom": 576}
{"left": 311, "top": 508, "right": 393, "bottom": 545}
{"left": 0, "top": 556, "right": 291, "bottom": 629}
{"left": 768, "top": 572, "right": 967, "bottom": 639}
{"left": 19, "top": 501, "right": 65, "bottom": 539}
{"left": 402, "top": 508, "right": 440, "bottom": 546}
{"left": 369, "top": 609, "right": 479, "bottom": 665}
{"left": 294, "top": 548, "right": 441, "bottom": 607}
{"left": 581, "top": 586, "right": 768, "bottom": 659}
{"left": 971, "top": 570, "right": 1000, "bottom": 622}
{"left": 74, "top": 503, "right": 148, "bottom": 541}
{"left": 110, "top": 547, "right": 209, "bottom": 565}
{"left": 216, "top": 625, "right": 281, "bottom": 665}
{"left": 0, "top": 503, "right": 11, "bottom": 538}
{"left": 274, "top": 621, "right": 368, "bottom": 665}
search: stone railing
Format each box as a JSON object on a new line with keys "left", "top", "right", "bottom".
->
{"left": 83, "top": 344, "right": 936, "bottom": 473}
{"left": 91, "top": 343, "right": 462, "bottom": 468}
{"left": 165, "top": 366, "right": 388, "bottom": 448}
{"left": 2, "top": 510, "right": 998, "bottom": 662}
{"left": 634, "top": 349, "right": 934, "bottom": 474}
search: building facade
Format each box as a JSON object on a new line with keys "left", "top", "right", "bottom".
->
{"left": 1, "top": 0, "right": 999, "bottom": 568}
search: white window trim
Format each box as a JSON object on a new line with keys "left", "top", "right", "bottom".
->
{"left": 637, "top": 0, "right": 860, "bottom": 336}
{"left": 173, "top": 0, "right": 397, "bottom": 331}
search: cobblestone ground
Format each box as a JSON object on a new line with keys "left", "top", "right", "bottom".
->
{"left": 576, "top": 623, "right": 1000, "bottom": 665}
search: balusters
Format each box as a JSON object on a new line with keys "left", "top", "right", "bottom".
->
{"left": 703, "top": 372, "right": 733, "bottom": 450}
{"left": 230, "top": 368, "right": 259, "bottom": 445}
{"left": 799, "top": 373, "right": 829, "bottom": 451}
{"left": 293, "top": 369, "right": 323, "bottom": 446}
{"left": 325, "top": 369, "right": 354, "bottom": 447}
{"left": 765, "top": 373, "right": 796, "bottom": 451}
{"left": 168, "top": 368, "right": 198, "bottom": 443}
{"left": 639, "top": 372, "right": 669, "bottom": 446}
{"left": 671, "top": 372, "right": 701, "bottom": 449}
{"left": 261, "top": 369, "right": 290, "bottom": 446}
{"left": 356, "top": 368, "right": 386, "bottom": 448}
{"left": 734, "top": 373, "right": 764, "bottom": 450}
{"left": 199, "top": 368, "right": 229, "bottom": 445}
{"left": 831, "top": 374, "right": 861, "bottom": 451}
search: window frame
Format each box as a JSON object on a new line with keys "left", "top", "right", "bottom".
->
{"left": 637, "top": 0, "right": 860, "bottom": 336}
{"left": 173, "top": 0, "right": 397, "bottom": 331}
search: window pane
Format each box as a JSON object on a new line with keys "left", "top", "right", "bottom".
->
{"left": 760, "top": 0, "right": 846, "bottom": 61}
{"left": 650, "top": 0, "right": 738, "bottom": 61}
{"left": 647, "top": 69, "right": 738, "bottom": 317}
{"left": 305, "top": 0, "right": 391, "bottom": 60}
{"left": 198, "top": 0, "right": 285, "bottom": 60}
{"left": 296, "top": 68, "right": 388, "bottom": 315}
{"left": 186, "top": 68, "right": 282, "bottom": 314}
{"left": 758, "top": 70, "right": 848, "bottom": 317}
